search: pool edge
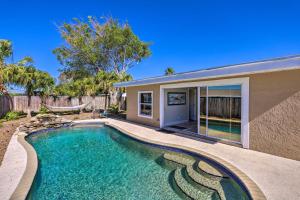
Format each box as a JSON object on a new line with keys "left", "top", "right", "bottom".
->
{"left": 13, "top": 119, "right": 266, "bottom": 200}
{"left": 104, "top": 121, "right": 266, "bottom": 200}
{"left": 11, "top": 134, "right": 38, "bottom": 200}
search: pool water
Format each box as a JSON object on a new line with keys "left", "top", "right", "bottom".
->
{"left": 26, "top": 125, "right": 249, "bottom": 200}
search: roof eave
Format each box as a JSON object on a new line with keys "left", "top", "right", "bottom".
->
{"left": 114, "top": 56, "right": 300, "bottom": 87}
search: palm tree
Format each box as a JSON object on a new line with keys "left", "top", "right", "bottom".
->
{"left": 4, "top": 57, "right": 55, "bottom": 117}
{"left": 114, "top": 72, "right": 132, "bottom": 111}
{"left": 36, "top": 71, "right": 55, "bottom": 105}
{"left": 83, "top": 77, "right": 99, "bottom": 115}
{"left": 0, "top": 40, "right": 13, "bottom": 95}
{"left": 96, "top": 71, "right": 119, "bottom": 110}
{"left": 164, "top": 67, "right": 175, "bottom": 76}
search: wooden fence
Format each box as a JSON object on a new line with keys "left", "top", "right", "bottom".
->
{"left": 200, "top": 97, "right": 241, "bottom": 119}
{"left": 0, "top": 95, "right": 120, "bottom": 117}
{"left": 0, "top": 96, "right": 13, "bottom": 117}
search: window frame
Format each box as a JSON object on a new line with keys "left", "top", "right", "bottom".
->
{"left": 138, "top": 91, "right": 153, "bottom": 119}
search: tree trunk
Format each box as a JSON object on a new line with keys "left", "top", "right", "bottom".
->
{"left": 92, "top": 96, "right": 96, "bottom": 119}
{"left": 79, "top": 96, "right": 83, "bottom": 113}
{"left": 78, "top": 96, "right": 83, "bottom": 104}
{"left": 92, "top": 96, "right": 96, "bottom": 113}
{"left": 116, "top": 89, "right": 122, "bottom": 112}
{"left": 104, "top": 94, "right": 108, "bottom": 110}
{"left": 108, "top": 94, "right": 111, "bottom": 108}
{"left": 27, "top": 95, "right": 32, "bottom": 118}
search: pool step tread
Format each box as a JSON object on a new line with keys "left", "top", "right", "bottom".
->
{"left": 186, "top": 165, "right": 226, "bottom": 200}
{"left": 163, "top": 153, "right": 195, "bottom": 166}
{"left": 198, "top": 161, "right": 228, "bottom": 179}
{"left": 174, "top": 168, "right": 215, "bottom": 200}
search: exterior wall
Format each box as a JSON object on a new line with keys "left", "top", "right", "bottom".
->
{"left": 126, "top": 85, "right": 160, "bottom": 127}
{"left": 164, "top": 88, "right": 189, "bottom": 126}
{"left": 125, "top": 69, "right": 300, "bottom": 160}
{"left": 248, "top": 70, "right": 300, "bottom": 160}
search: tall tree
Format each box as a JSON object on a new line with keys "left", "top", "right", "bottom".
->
{"left": 4, "top": 57, "right": 55, "bottom": 117}
{"left": 53, "top": 16, "right": 151, "bottom": 79}
{"left": 164, "top": 67, "right": 175, "bottom": 75}
{"left": 0, "top": 40, "right": 13, "bottom": 95}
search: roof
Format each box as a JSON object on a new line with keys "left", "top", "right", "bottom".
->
{"left": 114, "top": 55, "right": 300, "bottom": 87}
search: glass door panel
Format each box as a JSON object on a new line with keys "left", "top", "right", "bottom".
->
{"left": 207, "top": 85, "right": 241, "bottom": 142}
{"left": 199, "top": 87, "right": 207, "bottom": 135}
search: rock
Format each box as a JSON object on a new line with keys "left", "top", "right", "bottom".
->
{"left": 16, "top": 114, "right": 72, "bottom": 134}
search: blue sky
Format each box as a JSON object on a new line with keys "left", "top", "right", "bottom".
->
{"left": 1, "top": 0, "right": 300, "bottom": 82}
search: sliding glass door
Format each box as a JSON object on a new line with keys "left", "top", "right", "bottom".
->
{"left": 198, "top": 85, "right": 242, "bottom": 143}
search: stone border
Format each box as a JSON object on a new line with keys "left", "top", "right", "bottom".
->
{"left": 10, "top": 120, "right": 266, "bottom": 200}
{"left": 10, "top": 134, "right": 38, "bottom": 200}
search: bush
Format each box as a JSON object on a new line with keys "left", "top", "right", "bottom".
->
{"left": 108, "top": 104, "right": 119, "bottom": 114}
{"left": 2, "top": 111, "right": 24, "bottom": 121}
{"left": 39, "top": 106, "right": 49, "bottom": 114}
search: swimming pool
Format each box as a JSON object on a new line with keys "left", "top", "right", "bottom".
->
{"left": 26, "top": 124, "right": 250, "bottom": 200}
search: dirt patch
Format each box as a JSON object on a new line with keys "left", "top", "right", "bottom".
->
{"left": 0, "top": 117, "right": 29, "bottom": 164}
{"left": 0, "top": 112, "right": 95, "bottom": 165}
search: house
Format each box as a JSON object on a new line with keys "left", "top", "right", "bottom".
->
{"left": 114, "top": 55, "right": 300, "bottom": 161}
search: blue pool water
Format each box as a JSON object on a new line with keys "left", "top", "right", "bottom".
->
{"left": 26, "top": 125, "right": 249, "bottom": 200}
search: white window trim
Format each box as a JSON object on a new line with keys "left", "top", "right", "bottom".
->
{"left": 138, "top": 91, "right": 153, "bottom": 119}
{"left": 160, "top": 77, "right": 249, "bottom": 149}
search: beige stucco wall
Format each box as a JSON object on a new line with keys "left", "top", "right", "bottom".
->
{"left": 248, "top": 70, "right": 300, "bottom": 160}
{"left": 126, "top": 69, "right": 300, "bottom": 160}
{"left": 126, "top": 85, "right": 160, "bottom": 127}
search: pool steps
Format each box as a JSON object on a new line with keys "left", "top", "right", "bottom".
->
{"left": 163, "top": 152, "right": 228, "bottom": 200}
{"left": 186, "top": 164, "right": 226, "bottom": 200}
{"left": 198, "top": 161, "right": 228, "bottom": 180}
{"left": 174, "top": 168, "right": 216, "bottom": 200}
{"left": 163, "top": 152, "right": 195, "bottom": 166}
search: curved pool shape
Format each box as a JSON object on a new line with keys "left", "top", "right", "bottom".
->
{"left": 26, "top": 125, "right": 250, "bottom": 200}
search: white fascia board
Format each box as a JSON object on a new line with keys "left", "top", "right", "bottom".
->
{"left": 114, "top": 56, "right": 300, "bottom": 87}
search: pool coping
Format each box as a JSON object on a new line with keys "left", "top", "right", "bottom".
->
{"left": 10, "top": 134, "right": 38, "bottom": 200}
{"left": 8, "top": 119, "right": 266, "bottom": 200}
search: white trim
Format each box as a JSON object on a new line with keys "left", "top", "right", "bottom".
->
{"left": 197, "top": 87, "right": 200, "bottom": 134}
{"left": 241, "top": 79, "right": 250, "bottom": 148}
{"left": 159, "top": 77, "right": 250, "bottom": 148}
{"left": 160, "top": 77, "right": 249, "bottom": 89}
{"left": 160, "top": 88, "right": 164, "bottom": 128}
{"left": 137, "top": 91, "right": 153, "bottom": 119}
{"left": 115, "top": 56, "right": 300, "bottom": 87}
{"left": 205, "top": 86, "right": 208, "bottom": 136}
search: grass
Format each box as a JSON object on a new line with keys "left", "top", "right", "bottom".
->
{"left": 0, "top": 111, "right": 26, "bottom": 122}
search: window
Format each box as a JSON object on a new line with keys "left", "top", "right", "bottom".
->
{"left": 138, "top": 91, "right": 153, "bottom": 118}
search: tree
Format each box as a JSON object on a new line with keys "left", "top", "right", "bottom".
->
{"left": 53, "top": 16, "right": 151, "bottom": 80}
{"left": 4, "top": 57, "right": 55, "bottom": 117}
{"left": 164, "top": 67, "right": 175, "bottom": 76}
{"left": 0, "top": 40, "right": 13, "bottom": 95}
{"left": 95, "top": 70, "right": 119, "bottom": 109}
{"left": 82, "top": 77, "right": 99, "bottom": 114}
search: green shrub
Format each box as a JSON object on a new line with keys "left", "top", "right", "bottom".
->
{"left": 2, "top": 111, "right": 24, "bottom": 121}
{"left": 108, "top": 104, "right": 119, "bottom": 114}
{"left": 39, "top": 105, "right": 49, "bottom": 114}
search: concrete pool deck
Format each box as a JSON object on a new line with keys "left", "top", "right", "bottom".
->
{"left": 0, "top": 118, "right": 299, "bottom": 200}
